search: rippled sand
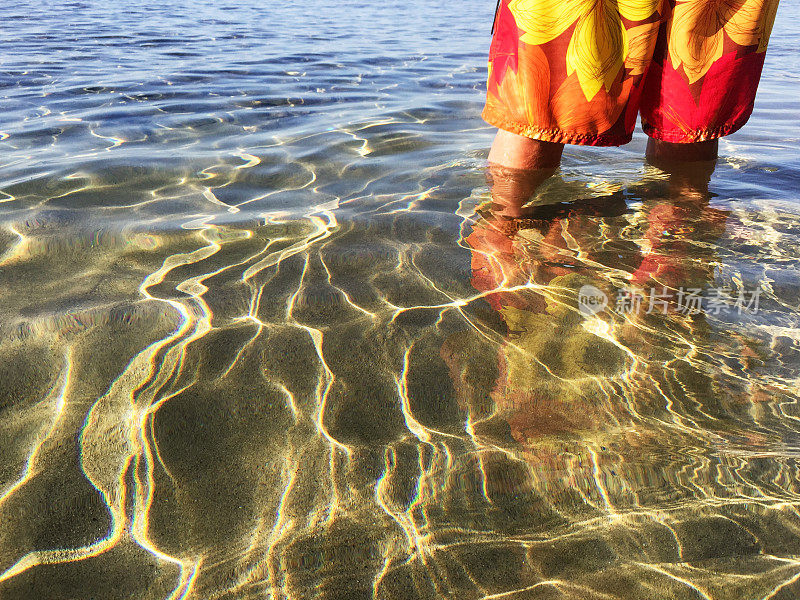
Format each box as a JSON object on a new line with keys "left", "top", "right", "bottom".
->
{"left": 1, "top": 1, "right": 800, "bottom": 599}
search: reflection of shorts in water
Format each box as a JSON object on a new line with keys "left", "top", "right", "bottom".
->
{"left": 482, "top": 0, "right": 780, "bottom": 145}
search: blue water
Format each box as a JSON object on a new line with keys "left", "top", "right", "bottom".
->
{"left": 1, "top": 1, "right": 799, "bottom": 599}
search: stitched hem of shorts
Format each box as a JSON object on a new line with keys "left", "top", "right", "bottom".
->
{"left": 482, "top": 107, "right": 633, "bottom": 147}
{"left": 643, "top": 115, "right": 752, "bottom": 143}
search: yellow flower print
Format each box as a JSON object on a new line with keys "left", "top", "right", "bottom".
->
{"left": 668, "top": 0, "right": 780, "bottom": 84}
{"left": 508, "top": 0, "right": 663, "bottom": 101}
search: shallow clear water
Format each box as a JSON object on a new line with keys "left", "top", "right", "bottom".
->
{"left": 1, "top": 1, "right": 799, "bottom": 599}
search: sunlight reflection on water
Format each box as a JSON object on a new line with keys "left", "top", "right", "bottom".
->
{"left": 0, "top": 1, "right": 799, "bottom": 599}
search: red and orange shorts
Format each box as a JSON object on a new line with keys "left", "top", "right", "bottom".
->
{"left": 482, "top": 0, "right": 780, "bottom": 146}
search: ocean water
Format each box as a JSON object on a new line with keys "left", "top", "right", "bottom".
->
{"left": 1, "top": 1, "right": 799, "bottom": 599}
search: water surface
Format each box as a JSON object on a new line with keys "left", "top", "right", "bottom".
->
{"left": 1, "top": 1, "right": 800, "bottom": 599}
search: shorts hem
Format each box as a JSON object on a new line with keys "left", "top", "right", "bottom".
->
{"left": 482, "top": 107, "right": 633, "bottom": 147}
{"left": 643, "top": 114, "right": 752, "bottom": 143}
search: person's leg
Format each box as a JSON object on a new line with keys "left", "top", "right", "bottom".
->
{"left": 488, "top": 129, "right": 564, "bottom": 171}
{"left": 645, "top": 139, "right": 718, "bottom": 165}
{"left": 645, "top": 138, "right": 718, "bottom": 201}
{"left": 487, "top": 130, "right": 564, "bottom": 219}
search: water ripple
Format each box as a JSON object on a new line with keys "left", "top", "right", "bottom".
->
{"left": 1, "top": 1, "right": 800, "bottom": 599}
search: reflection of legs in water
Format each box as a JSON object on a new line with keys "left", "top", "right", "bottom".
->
{"left": 632, "top": 138, "right": 727, "bottom": 290}
{"left": 485, "top": 131, "right": 729, "bottom": 295}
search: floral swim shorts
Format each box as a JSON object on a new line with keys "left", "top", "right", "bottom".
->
{"left": 482, "top": 0, "right": 780, "bottom": 145}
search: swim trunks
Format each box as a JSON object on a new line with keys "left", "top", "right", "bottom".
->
{"left": 482, "top": 0, "right": 780, "bottom": 145}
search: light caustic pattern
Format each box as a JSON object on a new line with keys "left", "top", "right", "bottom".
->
{"left": 2, "top": 141, "right": 800, "bottom": 600}
{"left": 0, "top": 0, "right": 798, "bottom": 596}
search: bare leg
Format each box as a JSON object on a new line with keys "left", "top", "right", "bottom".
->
{"left": 488, "top": 129, "right": 564, "bottom": 170}
{"left": 645, "top": 138, "right": 719, "bottom": 199}
{"left": 487, "top": 130, "right": 564, "bottom": 218}
{"left": 645, "top": 138, "right": 718, "bottom": 165}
